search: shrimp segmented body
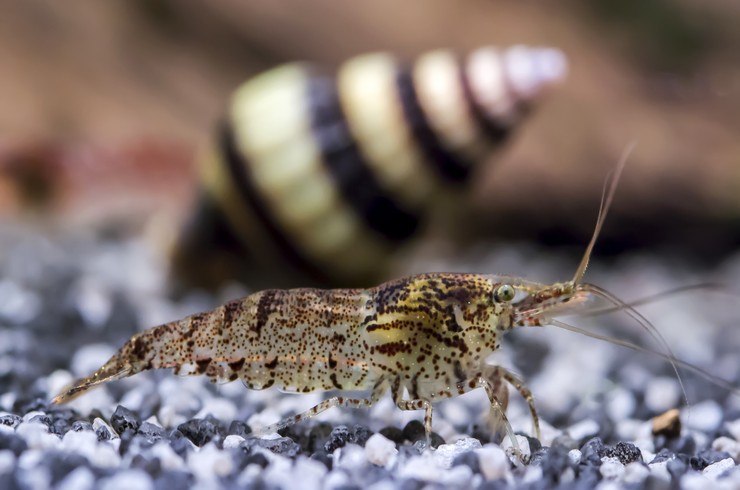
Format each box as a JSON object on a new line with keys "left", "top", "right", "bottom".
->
{"left": 56, "top": 144, "right": 704, "bottom": 444}
{"left": 53, "top": 273, "right": 579, "bottom": 440}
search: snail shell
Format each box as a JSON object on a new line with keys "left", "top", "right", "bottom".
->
{"left": 173, "top": 45, "right": 568, "bottom": 289}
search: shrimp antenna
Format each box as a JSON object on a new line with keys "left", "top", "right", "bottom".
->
{"left": 573, "top": 141, "right": 636, "bottom": 284}
{"left": 549, "top": 318, "right": 740, "bottom": 397}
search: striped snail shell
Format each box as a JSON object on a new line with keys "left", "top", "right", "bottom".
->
{"left": 173, "top": 45, "right": 568, "bottom": 289}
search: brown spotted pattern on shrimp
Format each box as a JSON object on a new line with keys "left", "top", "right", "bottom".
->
{"left": 53, "top": 271, "right": 555, "bottom": 443}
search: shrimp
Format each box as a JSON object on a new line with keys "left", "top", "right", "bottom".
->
{"left": 52, "top": 144, "right": 718, "bottom": 447}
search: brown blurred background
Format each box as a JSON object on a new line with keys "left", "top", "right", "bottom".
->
{"left": 1, "top": 0, "right": 739, "bottom": 269}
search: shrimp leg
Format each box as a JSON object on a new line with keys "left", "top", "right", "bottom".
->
{"left": 254, "top": 377, "right": 389, "bottom": 436}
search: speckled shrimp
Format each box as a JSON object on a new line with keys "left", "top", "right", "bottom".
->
{"left": 54, "top": 146, "right": 666, "bottom": 444}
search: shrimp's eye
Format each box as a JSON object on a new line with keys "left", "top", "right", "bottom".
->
{"left": 494, "top": 284, "right": 516, "bottom": 303}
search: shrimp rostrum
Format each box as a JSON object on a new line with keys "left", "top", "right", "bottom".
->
{"left": 53, "top": 147, "right": 715, "bottom": 445}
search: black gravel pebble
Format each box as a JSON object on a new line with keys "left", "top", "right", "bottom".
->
{"left": 379, "top": 426, "right": 405, "bottom": 444}
{"left": 47, "top": 451, "right": 89, "bottom": 485}
{"left": 95, "top": 422, "right": 114, "bottom": 441}
{"left": 452, "top": 450, "right": 481, "bottom": 474}
{"left": 667, "top": 457, "right": 689, "bottom": 480}
{"left": 690, "top": 448, "right": 732, "bottom": 471}
{"left": 138, "top": 421, "right": 165, "bottom": 445}
{"left": 154, "top": 470, "right": 194, "bottom": 490}
{"left": 71, "top": 420, "right": 92, "bottom": 432}
{"left": 240, "top": 436, "right": 302, "bottom": 458}
{"left": 602, "top": 441, "right": 642, "bottom": 465}
{"left": 0, "top": 432, "right": 28, "bottom": 456}
{"left": 0, "top": 414, "right": 21, "bottom": 428}
{"left": 402, "top": 420, "right": 426, "bottom": 442}
{"left": 535, "top": 444, "right": 572, "bottom": 483}
{"left": 400, "top": 420, "right": 444, "bottom": 448}
{"left": 323, "top": 424, "right": 375, "bottom": 452}
{"left": 324, "top": 425, "right": 351, "bottom": 453}
{"left": 242, "top": 452, "right": 270, "bottom": 469}
{"left": 130, "top": 453, "right": 163, "bottom": 476}
{"left": 307, "top": 422, "right": 333, "bottom": 452}
{"left": 177, "top": 415, "right": 225, "bottom": 447}
{"left": 351, "top": 424, "right": 373, "bottom": 447}
{"left": 579, "top": 437, "right": 606, "bottom": 466}
{"left": 12, "top": 397, "right": 48, "bottom": 414}
{"left": 574, "top": 464, "right": 601, "bottom": 489}
{"left": 28, "top": 414, "right": 51, "bottom": 427}
{"left": 110, "top": 405, "right": 141, "bottom": 434}
{"left": 310, "top": 449, "right": 333, "bottom": 470}
{"left": 168, "top": 429, "right": 194, "bottom": 457}
{"left": 228, "top": 420, "right": 251, "bottom": 438}
{"left": 118, "top": 428, "right": 136, "bottom": 456}
{"left": 650, "top": 448, "right": 676, "bottom": 464}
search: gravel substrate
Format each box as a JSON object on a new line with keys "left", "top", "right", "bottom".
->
{"left": 1, "top": 222, "right": 740, "bottom": 489}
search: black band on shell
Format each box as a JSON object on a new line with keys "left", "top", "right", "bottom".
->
{"left": 458, "top": 62, "right": 511, "bottom": 144}
{"left": 219, "top": 122, "right": 328, "bottom": 281}
{"left": 307, "top": 75, "right": 420, "bottom": 242}
{"left": 395, "top": 69, "right": 471, "bottom": 183}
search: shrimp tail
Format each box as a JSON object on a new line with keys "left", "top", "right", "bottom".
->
{"left": 52, "top": 321, "right": 183, "bottom": 404}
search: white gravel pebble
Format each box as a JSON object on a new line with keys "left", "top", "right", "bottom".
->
{"left": 334, "top": 444, "right": 368, "bottom": 472}
{"left": 20, "top": 411, "right": 46, "bottom": 423}
{"left": 61, "top": 429, "right": 117, "bottom": 467}
{"left": 45, "top": 369, "right": 74, "bottom": 400}
{"left": 188, "top": 442, "right": 234, "bottom": 481}
{"left": 439, "top": 464, "right": 473, "bottom": 487}
{"left": 149, "top": 441, "right": 185, "bottom": 470}
{"left": 264, "top": 456, "right": 327, "bottom": 490}
{"left": 726, "top": 418, "right": 740, "bottom": 442}
{"left": 194, "top": 397, "right": 237, "bottom": 421}
{"left": 0, "top": 279, "right": 41, "bottom": 323}
{"left": 262, "top": 454, "right": 313, "bottom": 490}
{"left": 567, "top": 418, "right": 600, "bottom": 441}
{"left": 648, "top": 460, "right": 671, "bottom": 482}
{"left": 0, "top": 449, "right": 15, "bottom": 474}
{"left": 605, "top": 387, "right": 636, "bottom": 421}
{"left": 500, "top": 434, "right": 530, "bottom": 464}
{"left": 643, "top": 377, "right": 680, "bottom": 413}
{"left": 433, "top": 437, "right": 482, "bottom": 468}
{"left": 222, "top": 434, "right": 245, "bottom": 449}
{"left": 522, "top": 465, "right": 543, "bottom": 483}
{"left": 100, "top": 469, "right": 154, "bottom": 490}
{"left": 536, "top": 419, "right": 562, "bottom": 447}
{"left": 71, "top": 344, "right": 117, "bottom": 378}
{"left": 398, "top": 454, "right": 444, "bottom": 482}
{"left": 67, "top": 387, "right": 116, "bottom": 418}
{"left": 703, "top": 457, "right": 736, "bottom": 480}
{"left": 713, "top": 436, "right": 740, "bottom": 460}
{"left": 681, "top": 472, "right": 712, "bottom": 490}
{"left": 623, "top": 462, "right": 650, "bottom": 484}
{"left": 600, "top": 457, "right": 625, "bottom": 480}
{"left": 568, "top": 449, "right": 582, "bottom": 465}
{"left": 614, "top": 418, "right": 652, "bottom": 441}
{"left": 157, "top": 404, "right": 188, "bottom": 428}
{"left": 364, "top": 433, "right": 398, "bottom": 467}
{"left": 682, "top": 400, "right": 723, "bottom": 433}
{"left": 475, "top": 445, "right": 511, "bottom": 480}
{"left": 73, "top": 277, "right": 113, "bottom": 328}
{"left": 323, "top": 469, "right": 351, "bottom": 490}
{"left": 56, "top": 466, "right": 96, "bottom": 490}
{"left": 93, "top": 418, "right": 118, "bottom": 440}
{"left": 15, "top": 421, "right": 60, "bottom": 450}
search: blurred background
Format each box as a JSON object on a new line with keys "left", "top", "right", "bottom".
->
{"left": 1, "top": 0, "right": 739, "bottom": 290}
{"left": 1, "top": 1, "right": 740, "bottom": 459}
